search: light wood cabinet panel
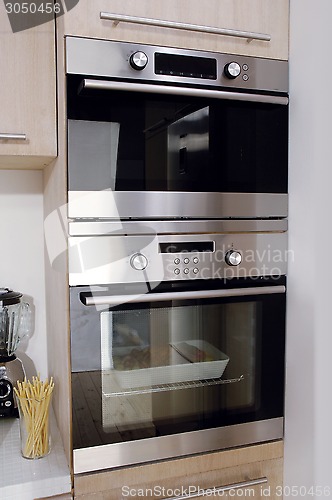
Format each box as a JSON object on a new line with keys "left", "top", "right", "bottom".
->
{"left": 74, "top": 441, "right": 283, "bottom": 499}
{"left": 0, "top": 7, "right": 57, "bottom": 169}
{"left": 57, "top": 0, "right": 289, "bottom": 60}
{"left": 36, "top": 494, "right": 73, "bottom": 500}
{"left": 50, "top": 1, "right": 288, "bottom": 487}
{"left": 43, "top": 23, "right": 71, "bottom": 467}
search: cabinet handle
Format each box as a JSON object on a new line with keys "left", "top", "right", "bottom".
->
{"left": 0, "top": 133, "right": 27, "bottom": 141}
{"left": 164, "top": 477, "right": 268, "bottom": 500}
{"left": 100, "top": 12, "right": 271, "bottom": 42}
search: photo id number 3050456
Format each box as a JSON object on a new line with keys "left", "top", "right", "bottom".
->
{"left": 274, "top": 486, "right": 331, "bottom": 497}
{"left": 5, "top": 2, "right": 62, "bottom": 14}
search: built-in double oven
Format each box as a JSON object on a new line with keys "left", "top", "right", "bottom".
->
{"left": 66, "top": 37, "right": 289, "bottom": 474}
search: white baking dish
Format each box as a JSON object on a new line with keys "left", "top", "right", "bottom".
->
{"left": 106, "top": 340, "right": 229, "bottom": 390}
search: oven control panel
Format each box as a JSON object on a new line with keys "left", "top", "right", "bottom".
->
{"left": 68, "top": 232, "right": 288, "bottom": 286}
{"left": 66, "top": 36, "right": 289, "bottom": 94}
{"left": 169, "top": 255, "right": 201, "bottom": 277}
{"left": 164, "top": 249, "right": 243, "bottom": 279}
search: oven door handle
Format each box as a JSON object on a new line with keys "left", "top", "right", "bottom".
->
{"left": 80, "top": 79, "right": 289, "bottom": 105}
{"left": 81, "top": 285, "right": 286, "bottom": 306}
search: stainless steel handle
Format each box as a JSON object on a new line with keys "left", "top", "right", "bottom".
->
{"left": 0, "top": 133, "right": 26, "bottom": 140}
{"left": 100, "top": 12, "right": 271, "bottom": 42}
{"left": 81, "top": 79, "right": 289, "bottom": 105}
{"left": 82, "top": 285, "right": 286, "bottom": 306}
{"left": 165, "top": 477, "right": 268, "bottom": 500}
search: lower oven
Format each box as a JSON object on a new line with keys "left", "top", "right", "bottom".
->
{"left": 68, "top": 220, "right": 287, "bottom": 474}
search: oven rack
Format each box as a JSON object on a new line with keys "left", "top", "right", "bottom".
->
{"left": 103, "top": 374, "right": 244, "bottom": 397}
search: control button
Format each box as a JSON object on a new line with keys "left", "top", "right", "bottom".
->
{"left": 4, "top": 401, "right": 11, "bottom": 407}
{"left": 243, "top": 63, "right": 249, "bottom": 71}
{"left": 193, "top": 268, "right": 199, "bottom": 274}
{"left": 130, "top": 253, "right": 148, "bottom": 271}
{"left": 129, "top": 51, "right": 148, "bottom": 70}
{"left": 224, "top": 62, "right": 241, "bottom": 79}
{"left": 193, "top": 257, "right": 199, "bottom": 264}
{"left": 0, "top": 381, "right": 11, "bottom": 399}
{"left": 183, "top": 268, "right": 190, "bottom": 274}
{"left": 183, "top": 258, "right": 190, "bottom": 264}
{"left": 174, "top": 258, "right": 180, "bottom": 265}
{"left": 174, "top": 268, "right": 180, "bottom": 275}
{"left": 225, "top": 250, "right": 242, "bottom": 267}
{"left": 243, "top": 74, "right": 249, "bottom": 81}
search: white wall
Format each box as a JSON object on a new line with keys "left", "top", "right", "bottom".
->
{"left": 286, "top": 0, "right": 332, "bottom": 490}
{"left": 0, "top": 170, "right": 47, "bottom": 379}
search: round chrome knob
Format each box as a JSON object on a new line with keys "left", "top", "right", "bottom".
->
{"left": 225, "top": 250, "right": 242, "bottom": 266}
{"left": 130, "top": 253, "right": 148, "bottom": 271}
{"left": 224, "top": 62, "right": 241, "bottom": 79}
{"left": 129, "top": 51, "right": 148, "bottom": 70}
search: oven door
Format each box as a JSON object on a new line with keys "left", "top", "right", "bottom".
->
{"left": 67, "top": 80, "right": 288, "bottom": 220}
{"left": 70, "top": 277, "right": 286, "bottom": 473}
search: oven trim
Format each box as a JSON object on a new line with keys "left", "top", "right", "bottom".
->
{"left": 68, "top": 218, "right": 288, "bottom": 236}
{"left": 73, "top": 417, "right": 283, "bottom": 474}
{"left": 68, "top": 191, "right": 288, "bottom": 220}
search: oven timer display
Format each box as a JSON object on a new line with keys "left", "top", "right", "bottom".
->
{"left": 155, "top": 52, "right": 217, "bottom": 80}
{"left": 159, "top": 242, "right": 214, "bottom": 253}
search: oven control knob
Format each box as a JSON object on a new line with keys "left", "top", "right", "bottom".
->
{"left": 129, "top": 51, "right": 148, "bottom": 70}
{"left": 130, "top": 253, "right": 148, "bottom": 271}
{"left": 224, "top": 62, "right": 241, "bottom": 79}
{"left": 225, "top": 250, "right": 242, "bottom": 266}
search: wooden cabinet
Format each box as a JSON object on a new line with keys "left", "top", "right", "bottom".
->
{"left": 37, "top": 495, "right": 73, "bottom": 500}
{"left": 57, "top": 0, "right": 289, "bottom": 60}
{"left": 0, "top": 7, "right": 57, "bottom": 169}
{"left": 74, "top": 441, "right": 283, "bottom": 499}
{"left": 48, "top": 0, "right": 288, "bottom": 486}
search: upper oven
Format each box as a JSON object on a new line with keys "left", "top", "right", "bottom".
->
{"left": 65, "top": 37, "right": 289, "bottom": 220}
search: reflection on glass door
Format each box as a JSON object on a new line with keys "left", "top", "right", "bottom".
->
{"left": 99, "top": 300, "right": 259, "bottom": 443}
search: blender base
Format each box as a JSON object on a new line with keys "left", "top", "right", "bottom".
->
{"left": 0, "top": 356, "right": 26, "bottom": 418}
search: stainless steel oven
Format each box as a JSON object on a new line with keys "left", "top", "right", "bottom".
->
{"left": 66, "top": 36, "right": 289, "bottom": 474}
{"left": 68, "top": 219, "right": 287, "bottom": 474}
{"left": 65, "top": 37, "right": 289, "bottom": 220}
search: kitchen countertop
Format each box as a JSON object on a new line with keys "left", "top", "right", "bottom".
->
{"left": 0, "top": 411, "right": 71, "bottom": 500}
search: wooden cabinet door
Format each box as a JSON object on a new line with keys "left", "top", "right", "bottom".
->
{"left": 74, "top": 441, "right": 284, "bottom": 499}
{"left": 0, "top": 8, "right": 57, "bottom": 168}
{"left": 57, "top": 0, "right": 289, "bottom": 60}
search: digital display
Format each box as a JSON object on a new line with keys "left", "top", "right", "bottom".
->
{"left": 159, "top": 242, "right": 214, "bottom": 253}
{"left": 155, "top": 52, "right": 217, "bottom": 80}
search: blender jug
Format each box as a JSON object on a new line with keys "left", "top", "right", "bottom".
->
{"left": 0, "top": 288, "right": 31, "bottom": 417}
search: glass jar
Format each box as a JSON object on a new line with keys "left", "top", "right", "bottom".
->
{"left": 17, "top": 393, "right": 52, "bottom": 459}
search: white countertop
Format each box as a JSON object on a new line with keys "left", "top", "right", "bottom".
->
{"left": 0, "top": 412, "right": 71, "bottom": 500}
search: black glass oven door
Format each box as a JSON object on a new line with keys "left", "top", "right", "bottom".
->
{"left": 67, "top": 79, "right": 288, "bottom": 195}
{"left": 70, "top": 279, "right": 286, "bottom": 449}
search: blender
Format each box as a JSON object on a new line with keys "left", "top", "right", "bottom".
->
{"left": 0, "top": 288, "right": 30, "bottom": 417}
